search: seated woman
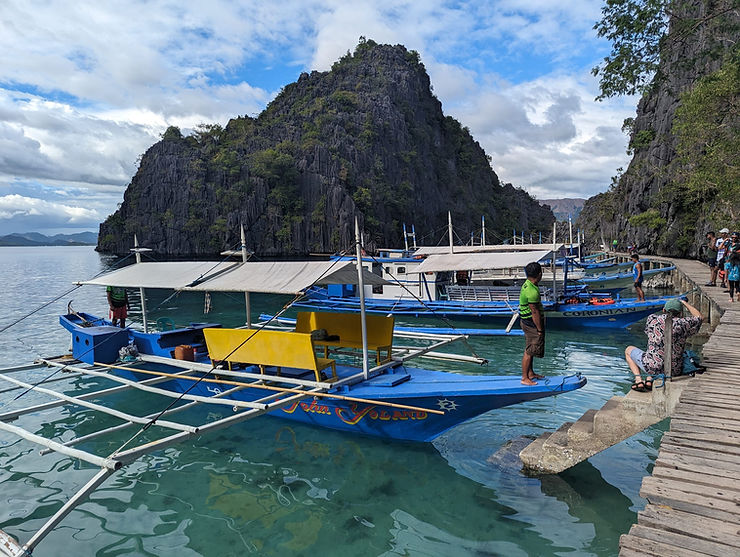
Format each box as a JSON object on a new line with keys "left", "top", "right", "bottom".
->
{"left": 624, "top": 298, "right": 704, "bottom": 391}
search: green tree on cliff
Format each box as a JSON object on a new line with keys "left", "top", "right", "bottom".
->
{"left": 592, "top": 0, "right": 739, "bottom": 100}
{"left": 588, "top": 0, "right": 739, "bottom": 252}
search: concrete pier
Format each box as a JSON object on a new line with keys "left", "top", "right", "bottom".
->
{"left": 519, "top": 376, "right": 696, "bottom": 474}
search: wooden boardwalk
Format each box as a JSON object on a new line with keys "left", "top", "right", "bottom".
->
{"left": 619, "top": 258, "right": 740, "bottom": 556}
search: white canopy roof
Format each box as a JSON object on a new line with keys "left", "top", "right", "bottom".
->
{"left": 413, "top": 244, "right": 565, "bottom": 256}
{"left": 414, "top": 250, "right": 550, "bottom": 273}
{"left": 79, "top": 260, "right": 387, "bottom": 294}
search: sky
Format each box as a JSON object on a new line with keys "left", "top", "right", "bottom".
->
{"left": 0, "top": 0, "right": 636, "bottom": 235}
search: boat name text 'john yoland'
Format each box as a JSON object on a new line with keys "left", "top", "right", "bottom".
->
{"left": 282, "top": 400, "right": 431, "bottom": 424}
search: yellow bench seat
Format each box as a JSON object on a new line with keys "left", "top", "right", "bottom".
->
{"left": 295, "top": 311, "right": 394, "bottom": 364}
{"left": 203, "top": 328, "right": 336, "bottom": 382}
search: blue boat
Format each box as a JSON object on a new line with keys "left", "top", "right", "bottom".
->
{"left": 289, "top": 247, "right": 680, "bottom": 329}
{"left": 292, "top": 291, "right": 682, "bottom": 329}
{"left": 58, "top": 258, "right": 586, "bottom": 443}
{"left": 575, "top": 265, "right": 675, "bottom": 288}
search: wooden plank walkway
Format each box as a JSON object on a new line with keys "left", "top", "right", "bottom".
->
{"left": 619, "top": 258, "right": 740, "bottom": 556}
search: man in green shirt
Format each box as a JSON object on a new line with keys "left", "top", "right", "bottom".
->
{"left": 520, "top": 262, "right": 545, "bottom": 386}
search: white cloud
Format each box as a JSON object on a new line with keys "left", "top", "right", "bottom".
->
{"left": 0, "top": 194, "right": 103, "bottom": 233}
{"left": 443, "top": 72, "right": 634, "bottom": 199}
{"left": 0, "top": 0, "right": 636, "bottom": 234}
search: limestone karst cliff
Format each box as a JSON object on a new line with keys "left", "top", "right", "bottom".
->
{"left": 578, "top": 1, "right": 739, "bottom": 256}
{"left": 98, "top": 40, "right": 554, "bottom": 256}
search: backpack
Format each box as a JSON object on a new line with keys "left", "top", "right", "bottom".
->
{"left": 678, "top": 350, "right": 706, "bottom": 377}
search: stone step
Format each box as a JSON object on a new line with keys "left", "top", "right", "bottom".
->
{"left": 541, "top": 421, "right": 574, "bottom": 448}
{"left": 518, "top": 432, "right": 552, "bottom": 471}
{"left": 591, "top": 396, "right": 624, "bottom": 438}
{"left": 568, "top": 408, "right": 597, "bottom": 443}
{"left": 621, "top": 387, "right": 662, "bottom": 417}
{"left": 518, "top": 378, "right": 694, "bottom": 475}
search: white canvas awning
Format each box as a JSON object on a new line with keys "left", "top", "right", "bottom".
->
{"left": 413, "top": 244, "right": 564, "bottom": 256}
{"left": 79, "top": 260, "right": 387, "bottom": 294}
{"left": 414, "top": 250, "right": 550, "bottom": 273}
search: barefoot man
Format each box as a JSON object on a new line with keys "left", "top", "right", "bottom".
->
{"left": 520, "top": 261, "right": 545, "bottom": 385}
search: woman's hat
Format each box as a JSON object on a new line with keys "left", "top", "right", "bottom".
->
{"left": 720, "top": 227, "right": 730, "bottom": 233}
{"left": 664, "top": 299, "right": 683, "bottom": 314}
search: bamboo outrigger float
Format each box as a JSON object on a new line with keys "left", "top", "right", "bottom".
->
{"left": 0, "top": 221, "right": 586, "bottom": 555}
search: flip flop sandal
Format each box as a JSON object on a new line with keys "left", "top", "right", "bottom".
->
{"left": 644, "top": 379, "right": 653, "bottom": 391}
{"left": 631, "top": 381, "right": 646, "bottom": 392}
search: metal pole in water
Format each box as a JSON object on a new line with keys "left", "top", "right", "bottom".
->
{"left": 355, "top": 218, "right": 370, "bottom": 379}
{"left": 241, "top": 224, "right": 252, "bottom": 328}
{"left": 134, "top": 234, "right": 148, "bottom": 333}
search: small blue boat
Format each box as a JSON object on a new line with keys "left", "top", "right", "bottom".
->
{"left": 292, "top": 248, "right": 677, "bottom": 329}
{"left": 294, "top": 287, "right": 683, "bottom": 329}
{"left": 575, "top": 265, "right": 675, "bottom": 288}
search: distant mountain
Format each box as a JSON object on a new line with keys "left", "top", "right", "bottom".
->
{"left": 540, "top": 198, "right": 586, "bottom": 221}
{"left": 0, "top": 232, "right": 98, "bottom": 246}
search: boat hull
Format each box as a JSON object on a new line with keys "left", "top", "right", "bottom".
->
{"left": 115, "top": 364, "right": 586, "bottom": 442}
{"left": 59, "top": 313, "right": 587, "bottom": 442}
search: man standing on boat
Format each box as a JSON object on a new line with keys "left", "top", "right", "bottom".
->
{"left": 106, "top": 285, "right": 129, "bottom": 328}
{"left": 631, "top": 253, "right": 645, "bottom": 302}
{"left": 520, "top": 262, "right": 545, "bottom": 386}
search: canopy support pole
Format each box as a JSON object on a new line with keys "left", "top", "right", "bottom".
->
{"left": 448, "top": 212, "right": 454, "bottom": 254}
{"left": 241, "top": 224, "right": 252, "bottom": 328}
{"left": 133, "top": 235, "right": 148, "bottom": 333}
{"left": 481, "top": 215, "right": 486, "bottom": 246}
{"left": 551, "top": 222, "right": 557, "bottom": 299}
{"left": 354, "top": 218, "right": 370, "bottom": 380}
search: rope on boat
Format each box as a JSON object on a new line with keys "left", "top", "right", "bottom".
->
{"left": 109, "top": 250, "right": 354, "bottom": 457}
{"left": 364, "top": 252, "right": 488, "bottom": 364}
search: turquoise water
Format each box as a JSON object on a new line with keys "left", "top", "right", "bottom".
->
{"left": 0, "top": 247, "right": 681, "bottom": 556}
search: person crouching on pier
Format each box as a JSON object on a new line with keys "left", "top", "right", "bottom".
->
{"left": 519, "top": 261, "right": 545, "bottom": 386}
{"left": 624, "top": 299, "right": 704, "bottom": 391}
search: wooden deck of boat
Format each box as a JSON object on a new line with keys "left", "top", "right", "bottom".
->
{"left": 619, "top": 257, "right": 740, "bottom": 556}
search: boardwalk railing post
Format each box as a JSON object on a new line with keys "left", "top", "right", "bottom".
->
{"left": 664, "top": 313, "right": 673, "bottom": 381}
